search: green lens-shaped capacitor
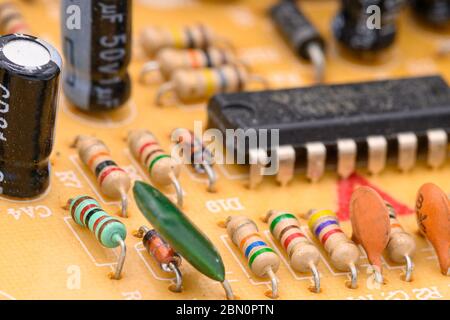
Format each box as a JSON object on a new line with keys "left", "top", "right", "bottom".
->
{"left": 133, "top": 181, "right": 225, "bottom": 282}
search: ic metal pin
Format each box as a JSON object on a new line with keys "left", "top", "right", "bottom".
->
{"left": 337, "top": 139, "right": 357, "bottom": 178}
{"left": 305, "top": 142, "right": 326, "bottom": 182}
{"left": 367, "top": 136, "right": 387, "bottom": 175}
{"left": 275, "top": 145, "right": 296, "bottom": 186}
{"left": 397, "top": 132, "right": 418, "bottom": 172}
{"left": 248, "top": 148, "right": 268, "bottom": 189}
{"left": 427, "top": 129, "right": 447, "bottom": 169}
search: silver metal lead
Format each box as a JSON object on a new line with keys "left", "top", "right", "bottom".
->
{"left": 306, "top": 43, "right": 326, "bottom": 83}
{"left": 367, "top": 136, "right": 387, "bottom": 174}
{"left": 306, "top": 142, "right": 326, "bottom": 182}
{"left": 397, "top": 132, "right": 418, "bottom": 172}
{"left": 267, "top": 267, "right": 279, "bottom": 299}
{"left": 427, "top": 129, "right": 447, "bottom": 168}
{"left": 404, "top": 255, "right": 413, "bottom": 282}
{"left": 275, "top": 145, "right": 295, "bottom": 187}
{"left": 310, "top": 262, "right": 321, "bottom": 293}
{"left": 222, "top": 280, "right": 235, "bottom": 300}
{"left": 337, "top": 139, "right": 357, "bottom": 178}
{"left": 249, "top": 148, "right": 268, "bottom": 189}
{"left": 113, "top": 237, "right": 127, "bottom": 280}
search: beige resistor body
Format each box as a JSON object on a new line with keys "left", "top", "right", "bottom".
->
{"left": 226, "top": 216, "right": 280, "bottom": 298}
{"left": 75, "top": 136, "right": 131, "bottom": 217}
{"left": 265, "top": 210, "right": 321, "bottom": 292}
{"left": 141, "top": 24, "right": 219, "bottom": 57}
{"left": 156, "top": 64, "right": 258, "bottom": 105}
{"left": 0, "top": 2, "right": 30, "bottom": 35}
{"left": 147, "top": 47, "right": 237, "bottom": 80}
{"left": 0, "top": 2, "right": 29, "bottom": 34}
{"left": 385, "top": 203, "right": 416, "bottom": 281}
{"left": 127, "top": 130, "right": 183, "bottom": 207}
{"left": 307, "top": 209, "right": 360, "bottom": 288}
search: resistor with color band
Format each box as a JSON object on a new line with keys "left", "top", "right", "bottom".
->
{"left": 135, "top": 226, "right": 183, "bottom": 292}
{"left": 128, "top": 130, "right": 183, "bottom": 207}
{"left": 156, "top": 64, "right": 267, "bottom": 106}
{"left": 385, "top": 202, "right": 416, "bottom": 282}
{"left": 226, "top": 216, "right": 280, "bottom": 298}
{"left": 0, "top": 2, "right": 30, "bottom": 35}
{"left": 74, "top": 135, "right": 131, "bottom": 217}
{"left": 140, "top": 24, "right": 231, "bottom": 57}
{"left": 306, "top": 209, "right": 359, "bottom": 289}
{"left": 140, "top": 47, "right": 238, "bottom": 82}
{"left": 350, "top": 186, "right": 390, "bottom": 284}
{"left": 67, "top": 196, "right": 127, "bottom": 280}
{"left": 264, "top": 210, "right": 321, "bottom": 293}
{"left": 172, "top": 128, "right": 217, "bottom": 192}
{"left": 416, "top": 183, "right": 450, "bottom": 276}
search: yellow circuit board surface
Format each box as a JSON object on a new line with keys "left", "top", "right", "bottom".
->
{"left": 0, "top": 0, "right": 449, "bottom": 300}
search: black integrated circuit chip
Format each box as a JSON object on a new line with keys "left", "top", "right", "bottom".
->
{"left": 207, "top": 75, "right": 450, "bottom": 186}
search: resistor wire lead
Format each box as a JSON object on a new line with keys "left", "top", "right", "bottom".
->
{"left": 128, "top": 130, "right": 183, "bottom": 207}
{"left": 156, "top": 64, "right": 268, "bottom": 106}
{"left": 226, "top": 216, "right": 280, "bottom": 298}
{"left": 172, "top": 128, "right": 217, "bottom": 192}
{"left": 385, "top": 203, "right": 416, "bottom": 282}
{"left": 73, "top": 135, "right": 130, "bottom": 217}
{"left": 135, "top": 226, "right": 183, "bottom": 292}
{"left": 305, "top": 209, "right": 359, "bottom": 289}
{"left": 264, "top": 210, "right": 321, "bottom": 293}
{"left": 67, "top": 196, "right": 127, "bottom": 280}
{"left": 140, "top": 47, "right": 238, "bottom": 83}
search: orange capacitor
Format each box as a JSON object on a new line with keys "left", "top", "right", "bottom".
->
{"left": 416, "top": 183, "right": 450, "bottom": 276}
{"left": 350, "top": 186, "right": 390, "bottom": 283}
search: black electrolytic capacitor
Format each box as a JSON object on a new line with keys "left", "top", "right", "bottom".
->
{"left": 333, "top": 0, "right": 405, "bottom": 53}
{"left": 411, "top": 0, "right": 450, "bottom": 26}
{"left": 0, "top": 34, "right": 62, "bottom": 198}
{"left": 61, "top": 0, "right": 132, "bottom": 111}
{"left": 270, "top": 0, "right": 326, "bottom": 82}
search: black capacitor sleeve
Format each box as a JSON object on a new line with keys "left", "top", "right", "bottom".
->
{"left": 62, "top": 0, "right": 132, "bottom": 111}
{"left": 0, "top": 34, "right": 62, "bottom": 198}
{"left": 270, "top": 0, "right": 325, "bottom": 60}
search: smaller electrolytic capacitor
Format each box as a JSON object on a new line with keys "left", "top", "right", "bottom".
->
{"left": 73, "top": 135, "right": 131, "bottom": 217}
{"left": 350, "top": 186, "right": 390, "bottom": 284}
{"left": 0, "top": 2, "right": 30, "bottom": 35}
{"left": 264, "top": 210, "right": 321, "bottom": 293}
{"left": 172, "top": 128, "right": 217, "bottom": 192}
{"left": 0, "top": 34, "right": 62, "bottom": 198}
{"left": 270, "top": 0, "right": 326, "bottom": 82}
{"left": 67, "top": 196, "right": 127, "bottom": 279}
{"left": 332, "top": 0, "right": 405, "bottom": 53}
{"left": 226, "top": 216, "right": 280, "bottom": 299}
{"left": 411, "top": 0, "right": 450, "bottom": 26}
{"left": 385, "top": 202, "right": 416, "bottom": 282}
{"left": 140, "top": 47, "right": 238, "bottom": 82}
{"left": 416, "top": 183, "right": 449, "bottom": 276}
{"left": 61, "top": 0, "right": 132, "bottom": 111}
{"left": 306, "top": 209, "right": 360, "bottom": 289}
{"left": 128, "top": 130, "right": 183, "bottom": 207}
{"left": 140, "top": 24, "right": 231, "bottom": 57}
{"left": 156, "top": 64, "right": 267, "bottom": 106}
{"left": 135, "top": 226, "right": 183, "bottom": 292}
